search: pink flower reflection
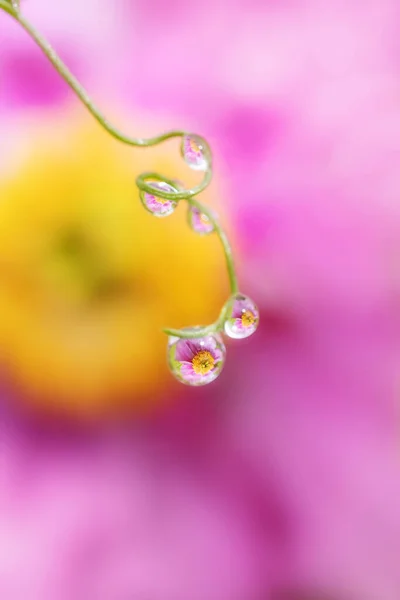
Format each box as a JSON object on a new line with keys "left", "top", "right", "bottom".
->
{"left": 142, "top": 181, "right": 177, "bottom": 217}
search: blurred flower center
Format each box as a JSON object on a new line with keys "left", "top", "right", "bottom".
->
{"left": 192, "top": 350, "right": 215, "bottom": 375}
{"left": 50, "top": 228, "right": 130, "bottom": 305}
{"left": 0, "top": 116, "right": 226, "bottom": 419}
{"left": 242, "top": 310, "right": 256, "bottom": 327}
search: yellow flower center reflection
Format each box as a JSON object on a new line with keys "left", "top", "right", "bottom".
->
{"left": 189, "top": 139, "right": 201, "bottom": 154}
{"left": 241, "top": 310, "right": 256, "bottom": 327}
{"left": 0, "top": 116, "right": 226, "bottom": 419}
{"left": 154, "top": 195, "right": 170, "bottom": 205}
{"left": 191, "top": 350, "right": 215, "bottom": 375}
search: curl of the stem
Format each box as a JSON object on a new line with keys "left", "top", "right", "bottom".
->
{"left": 137, "top": 169, "right": 213, "bottom": 201}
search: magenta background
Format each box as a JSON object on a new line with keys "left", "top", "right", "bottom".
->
{"left": 1, "top": 1, "right": 400, "bottom": 599}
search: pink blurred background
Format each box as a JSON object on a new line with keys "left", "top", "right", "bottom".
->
{"left": 1, "top": 1, "right": 400, "bottom": 599}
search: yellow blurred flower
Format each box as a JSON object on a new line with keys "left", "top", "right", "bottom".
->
{"left": 0, "top": 111, "right": 227, "bottom": 419}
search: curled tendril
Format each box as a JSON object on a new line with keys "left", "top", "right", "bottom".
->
{"left": 0, "top": 1, "right": 252, "bottom": 354}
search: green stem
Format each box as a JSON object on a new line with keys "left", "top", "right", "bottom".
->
{"left": 163, "top": 196, "right": 238, "bottom": 340}
{"left": 0, "top": 0, "right": 214, "bottom": 200}
{"left": 163, "top": 302, "right": 230, "bottom": 339}
{"left": 0, "top": 1, "right": 13, "bottom": 15}
{"left": 188, "top": 198, "right": 238, "bottom": 294}
{"left": 0, "top": 0, "right": 241, "bottom": 340}
{"left": 0, "top": 1, "right": 183, "bottom": 147}
{"left": 163, "top": 323, "right": 219, "bottom": 339}
{"left": 144, "top": 173, "right": 238, "bottom": 297}
{"left": 137, "top": 170, "right": 213, "bottom": 201}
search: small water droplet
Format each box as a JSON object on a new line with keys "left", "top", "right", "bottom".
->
{"left": 223, "top": 294, "right": 259, "bottom": 339}
{"left": 167, "top": 332, "right": 226, "bottom": 386}
{"left": 188, "top": 206, "right": 215, "bottom": 235}
{"left": 140, "top": 181, "right": 177, "bottom": 218}
{"left": 181, "top": 135, "right": 209, "bottom": 171}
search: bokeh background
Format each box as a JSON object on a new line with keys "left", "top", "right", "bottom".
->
{"left": 1, "top": 1, "right": 400, "bottom": 598}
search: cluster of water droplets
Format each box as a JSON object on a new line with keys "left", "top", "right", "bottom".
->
{"left": 0, "top": 0, "right": 260, "bottom": 391}
{"left": 168, "top": 293, "right": 259, "bottom": 386}
{"left": 137, "top": 133, "right": 211, "bottom": 219}
{"left": 135, "top": 131, "right": 259, "bottom": 387}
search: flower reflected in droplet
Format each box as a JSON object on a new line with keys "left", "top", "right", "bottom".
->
{"left": 224, "top": 294, "right": 259, "bottom": 339}
{"left": 141, "top": 181, "right": 177, "bottom": 217}
{"left": 168, "top": 333, "right": 225, "bottom": 386}
{"left": 188, "top": 205, "right": 215, "bottom": 235}
{"left": 181, "top": 134, "right": 209, "bottom": 171}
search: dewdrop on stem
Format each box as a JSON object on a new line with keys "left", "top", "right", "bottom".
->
{"left": 181, "top": 134, "right": 210, "bottom": 172}
{"left": 223, "top": 293, "right": 259, "bottom": 339}
{"left": 140, "top": 181, "right": 177, "bottom": 217}
{"left": 168, "top": 331, "right": 226, "bottom": 386}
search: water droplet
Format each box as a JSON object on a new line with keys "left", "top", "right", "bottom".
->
{"left": 181, "top": 135, "right": 209, "bottom": 171}
{"left": 223, "top": 294, "right": 259, "bottom": 339}
{"left": 188, "top": 206, "right": 215, "bottom": 235}
{"left": 167, "top": 332, "right": 226, "bottom": 386}
{"left": 140, "top": 181, "right": 177, "bottom": 218}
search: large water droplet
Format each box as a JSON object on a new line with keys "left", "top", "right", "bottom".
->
{"left": 140, "top": 181, "right": 177, "bottom": 218}
{"left": 223, "top": 294, "right": 259, "bottom": 339}
{"left": 167, "top": 332, "right": 226, "bottom": 386}
{"left": 181, "top": 135, "right": 209, "bottom": 171}
{"left": 188, "top": 205, "right": 215, "bottom": 235}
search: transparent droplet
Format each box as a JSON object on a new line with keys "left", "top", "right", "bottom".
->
{"left": 181, "top": 135, "right": 209, "bottom": 171}
{"left": 167, "top": 332, "right": 226, "bottom": 386}
{"left": 140, "top": 181, "right": 177, "bottom": 218}
{"left": 188, "top": 206, "right": 215, "bottom": 235}
{"left": 223, "top": 294, "right": 259, "bottom": 339}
